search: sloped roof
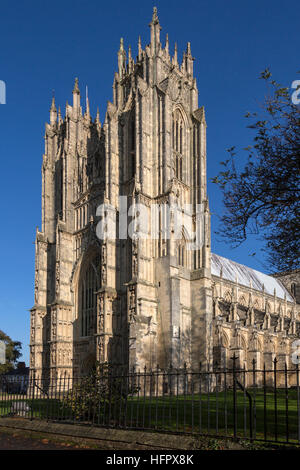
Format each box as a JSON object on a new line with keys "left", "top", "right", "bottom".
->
{"left": 211, "top": 253, "right": 294, "bottom": 302}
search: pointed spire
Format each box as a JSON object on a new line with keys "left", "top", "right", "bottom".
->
{"left": 96, "top": 107, "right": 100, "bottom": 124}
{"left": 50, "top": 92, "right": 56, "bottom": 112}
{"left": 85, "top": 98, "right": 90, "bottom": 120}
{"left": 118, "top": 37, "right": 126, "bottom": 79}
{"left": 58, "top": 106, "right": 63, "bottom": 125}
{"left": 73, "top": 77, "right": 80, "bottom": 95}
{"left": 85, "top": 85, "right": 90, "bottom": 118}
{"left": 72, "top": 78, "right": 81, "bottom": 111}
{"left": 95, "top": 107, "right": 101, "bottom": 130}
{"left": 180, "top": 57, "right": 185, "bottom": 74}
{"left": 172, "top": 42, "right": 178, "bottom": 67}
{"left": 64, "top": 99, "right": 69, "bottom": 119}
{"left": 128, "top": 45, "right": 134, "bottom": 73}
{"left": 50, "top": 93, "right": 57, "bottom": 125}
{"left": 138, "top": 35, "right": 142, "bottom": 60}
{"left": 149, "top": 6, "right": 161, "bottom": 54}
{"left": 186, "top": 42, "right": 192, "bottom": 56}
{"left": 183, "top": 42, "right": 194, "bottom": 77}
{"left": 151, "top": 6, "right": 159, "bottom": 24}
{"left": 165, "top": 33, "right": 170, "bottom": 61}
{"left": 165, "top": 33, "right": 169, "bottom": 54}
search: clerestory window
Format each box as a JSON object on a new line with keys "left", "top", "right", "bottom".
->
{"left": 172, "top": 109, "right": 185, "bottom": 182}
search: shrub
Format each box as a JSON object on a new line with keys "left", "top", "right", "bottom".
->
{"left": 62, "top": 362, "right": 134, "bottom": 422}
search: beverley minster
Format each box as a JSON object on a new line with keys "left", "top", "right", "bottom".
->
{"left": 30, "top": 8, "right": 300, "bottom": 381}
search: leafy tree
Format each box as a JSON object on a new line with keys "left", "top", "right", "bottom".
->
{"left": 212, "top": 69, "right": 300, "bottom": 272}
{"left": 0, "top": 330, "right": 22, "bottom": 374}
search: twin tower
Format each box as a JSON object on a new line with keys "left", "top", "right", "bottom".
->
{"left": 30, "top": 8, "right": 212, "bottom": 379}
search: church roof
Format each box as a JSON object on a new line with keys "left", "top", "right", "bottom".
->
{"left": 211, "top": 253, "right": 294, "bottom": 302}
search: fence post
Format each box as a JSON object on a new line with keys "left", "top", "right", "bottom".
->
{"left": 273, "top": 357, "right": 278, "bottom": 442}
{"left": 155, "top": 364, "right": 159, "bottom": 429}
{"left": 30, "top": 370, "right": 35, "bottom": 421}
{"left": 232, "top": 353, "right": 237, "bottom": 439}
{"left": 224, "top": 358, "right": 227, "bottom": 437}
{"left": 183, "top": 362, "right": 187, "bottom": 432}
{"left": 263, "top": 362, "right": 267, "bottom": 440}
{"left": 168, "top": 363, "right": 173, "bottom": 397}
{"left": 215, "top": 361, "right": 219, "bottom": 435}
{"left": 199, "top": 362, "right": 202, "bottom": 434}
{"left": 243, "top": 362, "right": 246, "bottom": 438}
{"left": 252, "top": 358, "right": 256, "bottom": 441}
{"left": 297, "top": 362, "right": 300, "bottom": 444}
{"left": 142, "top": 365, "right": 147, "bottom": 429}
{"left": 285, "top": 362, "right": 289, "bottom": 443}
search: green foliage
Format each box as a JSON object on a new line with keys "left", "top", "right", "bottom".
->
{"left": 0, "top": 330, "right": 22, "bottom": 374}
{"left": 62, "top": 362, "right": 134, "bottom": 421}
{"left": 212, "top": 69, "right": 300, "bottom": 272}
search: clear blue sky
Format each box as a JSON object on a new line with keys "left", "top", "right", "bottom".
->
{"left": 0, "top": 0, "right": 299, "bottom": 365}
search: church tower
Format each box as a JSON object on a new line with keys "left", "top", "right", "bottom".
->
{"left": 30, "top": 8, "right": 212, "bottom": 379}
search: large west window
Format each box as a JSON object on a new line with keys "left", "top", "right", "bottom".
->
{"left": 80, "top": 255, "right": 100, "bottom": 337}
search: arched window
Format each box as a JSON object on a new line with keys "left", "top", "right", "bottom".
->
{"left": 291, "top": 282, "right": 297, "bottom": 298}
{"left": 177, "top": 238, "right": 186, "bottom": 267}
{"left": 129, "top": 109, "right": 136, "bottom": 179}
{"left": 79, "top": 254, "right": 100, "bottom": 337}
{"left": 172, "top": 109, "right": 185, "bottom": 181}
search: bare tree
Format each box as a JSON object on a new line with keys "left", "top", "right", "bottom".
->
{"left": 212, "top": 69, "right": 300, "bottom": 272}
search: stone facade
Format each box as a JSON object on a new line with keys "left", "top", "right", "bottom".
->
{"left": 30, "top": 8, "right": 300, "bottom": 379}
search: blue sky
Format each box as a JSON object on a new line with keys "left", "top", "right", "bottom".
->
{"left": 0, "top": 0, "right": 299, "bottom": 365}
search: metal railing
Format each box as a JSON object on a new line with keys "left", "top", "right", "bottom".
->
{"left": 1, "top": 356, "right": 300, "bottom": 445}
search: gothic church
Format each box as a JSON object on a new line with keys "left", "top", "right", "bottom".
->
{"left": 30, "top": 8, "right": 300, "bottom": 379}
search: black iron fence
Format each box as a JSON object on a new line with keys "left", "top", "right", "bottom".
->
{"left": 1, "top": 356, "right": 300, "bottom": 445}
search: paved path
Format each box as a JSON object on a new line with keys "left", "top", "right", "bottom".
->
{"left": 0, "top": 430, "right": 81, "bottom": 450}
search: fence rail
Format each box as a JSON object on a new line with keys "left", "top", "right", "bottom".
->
{"left": 1, "top": 357, "right": 300, "bottom": 445}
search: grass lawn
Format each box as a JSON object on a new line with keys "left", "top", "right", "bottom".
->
{"left": 1, "top": 389, "right": 299, "bottom": 444}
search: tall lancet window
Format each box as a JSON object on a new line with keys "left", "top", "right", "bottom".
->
{"left": 79, "top": 254, "right": 100, "bottom": 337}
{"left": 177, "top": 236, "right": 187, "bottom": 267}
{"left": 129, "top": 109, "right": 136, "bottom": 179}
{"left": 172, "top": 109, "right": 185, "bottom": 182}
